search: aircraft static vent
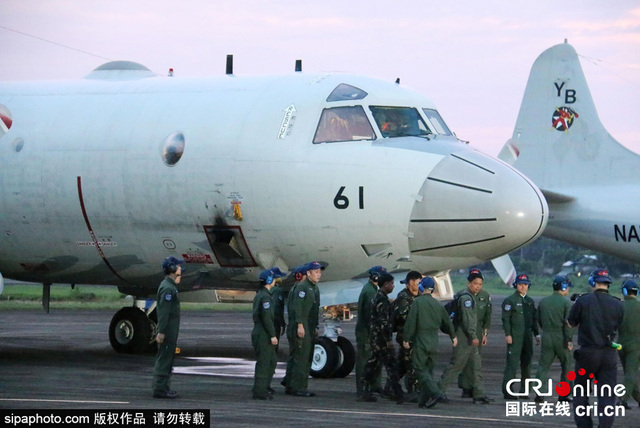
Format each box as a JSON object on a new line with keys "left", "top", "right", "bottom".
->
{"left": 85, "top": 61, "right": 156, "bottom": 80}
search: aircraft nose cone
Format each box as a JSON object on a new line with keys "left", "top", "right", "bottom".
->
{"left": 409, "top": 150, "right": 547, "bottom": 261}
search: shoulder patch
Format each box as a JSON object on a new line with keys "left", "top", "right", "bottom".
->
{"left": 504, "top": 304, "right": 511, "bottom": 311}
{"left": 164, "top": 293, "right": 172, "bottom": 302}
{"left": 298, "top": 290, "right": 306, "bottom": 298}
{"left": 262, "top": 301, "right": 271, "bottom": 310}
{"left": 464, "top": 299, "right": 472, "bottom": 308}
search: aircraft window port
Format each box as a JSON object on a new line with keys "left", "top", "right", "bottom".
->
{"left": 326, "top": 83, "right": 368, "bottom": 102}
{"left": 313, "top": 106, "right": 375, "bottom": 144}
{"left": 161, "top": 131, "right": 185, "bottom": 166}
{"left": 422, "top": 108, "right": 453, "bottom": 136}
{"left": 370, "top": 106, "right": 432, "bottom": 138}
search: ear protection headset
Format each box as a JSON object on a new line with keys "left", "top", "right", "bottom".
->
{"left": 621, "top": 279, "right": 639, "bottom": 297}
{"left": 164, "top": 260, "right": 178, "bottom": 275}
{"left": 370, "top": 271, "right": 381, "bottom": 282}
{"left": 265, "top": 274, "right": 274, "bottom": 285}
{"left": 552, "top": 275, "right": 571, "bottom": 291}
{"left": 589, "top": 269, "right": 611, "bottom": 288}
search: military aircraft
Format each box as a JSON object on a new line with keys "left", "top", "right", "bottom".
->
{"left": 499, "top": 41, "right": 640, "bottom": 264}
{"left": 0, "top": 56, "right": 547, "bottom": 377}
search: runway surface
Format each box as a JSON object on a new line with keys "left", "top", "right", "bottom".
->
{"left": 0, "top": 301, "right": 636, "bottom": 427}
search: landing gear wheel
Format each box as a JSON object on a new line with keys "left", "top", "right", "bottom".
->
{"left": 109, "top": 307, "right": 153, "bottom": 354}
{"left": 332, "top": 336, "right": 356, "bottom": 378}
{"left": 311, "top": 336, "right": 339, "bottom": 378}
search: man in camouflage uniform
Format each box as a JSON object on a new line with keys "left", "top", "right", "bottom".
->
{"left": 252, "top": 269, "right": 279, "bottom": 400}
{"left": 438, "top": 268, "right": 493, "bottom": 404}
{"left": 501, "top": 273, "right": 539, "bottom": 399}
{"left": 534, "top": 274, "right": 573, "bottom": 402}
{"left": 403, "top": 276, "right": 457, "bottom": 409}
{"left": 393, "top": 270, "right": 423, "bottom": 397}
{"left": 355, "top": 266, "right": 385, "bottom": 398}
{"left": 360, "top": 273, "right": 404, "bottom": 404}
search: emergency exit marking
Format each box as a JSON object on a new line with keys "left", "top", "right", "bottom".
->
{"left": 333, "top": 186, "right": 364, "bottom": 210}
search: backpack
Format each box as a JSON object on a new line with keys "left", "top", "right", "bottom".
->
{"left": 444, "top": 290, "right": 471, "bottom": 327}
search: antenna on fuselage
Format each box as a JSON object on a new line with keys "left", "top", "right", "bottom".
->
{"left": 226, "top": 54, "right": 233, "bottom": 75}
{"left": 395, "top": 78, "right": 400, "bottom": 84}
{"left": 295, "top": 59, "right": 302, "bottom": 72}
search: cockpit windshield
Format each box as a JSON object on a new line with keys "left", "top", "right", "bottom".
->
{"left": 313, "top": 106, "right": 376, "bottom": 144}
{"left": 423, "top": 108, "right": 453, "bottom": 136}
{"left": 369, "top": 106, "right": 431, "bottom": 138}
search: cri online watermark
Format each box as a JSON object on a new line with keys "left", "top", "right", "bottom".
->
{"left": 505, "top": 369, "right": 627, "bottom": 418}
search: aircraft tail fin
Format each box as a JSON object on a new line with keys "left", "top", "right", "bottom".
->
{"left": 498, "top": 41, "right": 638, "bottom": 191}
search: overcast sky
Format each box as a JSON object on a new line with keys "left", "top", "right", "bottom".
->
{"left": 1, "top": 0, "right": 638, "bottom": 156}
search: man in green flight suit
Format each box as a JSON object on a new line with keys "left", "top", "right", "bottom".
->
{"left": 403, "top": 276, "right": 457, "bottom": 409}
{"left": 618, "top": 279, "right": 640, "bottom": 409}
{"left": 152, "top": 256, "right": 185, "bottom": 399}
{"left": 502, "top": 273, "right": 540, "bottom": 399}
{"left": 269, "top": 267, "right": 288, "bottom": 352}
{"left": 281, "top": 263, "right": 307, "bottom": 392}
{"left": 286, "top": 261, "right": 323, "bottom": 397}
{"left": 438, "top": 268, "right": 493, "bottom": 404}
{"left": 252, "top": 269, "right": 280, "bottom": 400}
{"left": 534, "top": 274, "right": 573, "bottom": 403}
{"left": 355, "top": 266, "right": 386, "bottom": 398}
{"left": 394, "top": 271, "right": 422, "bottom": 398}
{"left": 458, "top": 270, "right": 492, "bottom": 398}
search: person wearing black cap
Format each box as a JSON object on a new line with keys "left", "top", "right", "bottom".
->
{"left": 458, "top": 269, "right": 492, "bottom": 398}
{"left": 355, "top": 266, "right": 386, "bottom": 398}
{"left": 567, "top": 269, "right": 623, "bottom": 428}
{"left": 152, "top": 256, "right": 185, "bottom": 399}
{"left": 501, "top": 273, "right": 539, "bottom": 399}
{"left": 438, "top": 268, "right": 493, "bottom": 404}
{"left": 287, "top": 261, "right": 323, "bottom": 397}
{"left": 534, "top": 274, "right": 574, "bottom": 403}
{"left": 403, "top": 276, "right": 457, "bottom": 409}
{"left": 281, "top": 263, "right": 307, "bottom": 393}
{"left": 618, "top": 279, "right": 640, "bottom": 409}
{"left": 252, "top": 269, "right": 279, "bottom": 400}
{"left": 361, "top": 272, "right": 404, "bottom": 404}
{"left": 393, "top": 270, "right": 423, "bottom": 398}
{"left": 269, "top": 267, "right": 288, "bottom": 347}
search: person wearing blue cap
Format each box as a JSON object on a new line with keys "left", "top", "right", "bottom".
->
{"left": 152, "top": 256, "right": 185, "bottom": 399}
{"left": 355, "top": 266, "right": 386, "bottom": 399}
{"left": 403, "top": 276, "right": 457, "bottom": 409}
{"left": 501, "top": 273, "right": 539, "bottom": 399}
{"left": 286, "top": 261, "right": 323, "bottom": 397}
{"left": 393, "top": 270, "right": 423, "bottom": 399}
{"left": 568, "top": 269, "right": 624, "bottom": 428}
{"left": 618, "top": 279, "right": 640, "bottom": 409}
{"left": 252, "top": 269, "right": 279, "bottom": 400}
{"left": 534, "top": 275, "right": 574, "bottom": 403}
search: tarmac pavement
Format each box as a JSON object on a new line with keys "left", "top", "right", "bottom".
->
{"left": 0, "top": 300, "right": 636, "bottom": 427}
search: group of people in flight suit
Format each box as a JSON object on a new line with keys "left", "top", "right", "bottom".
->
{"left": 153, "top": 255, "right": 640, "bottom": 428}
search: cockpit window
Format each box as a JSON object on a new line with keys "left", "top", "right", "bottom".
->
{"left": 313, "top": 106, "right": 376, "bottom": 144}
{"left": 423, "top": 108, "right": 453, "bottom": 136}
{"left": 369, "top": 106, "right": 431, "bottom": 138}
{"left": 326, "top": 83, "right": 368, "bottom": 102}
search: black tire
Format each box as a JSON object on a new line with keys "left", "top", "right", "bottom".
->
{"left": 332, "top": 336, "right": 356, "bottom": 378}
{"left": 109, "top": 307, "right": 153, "bottom": 354}
{"left": 310, "top": 336, "right": 339, "bottom": 378}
